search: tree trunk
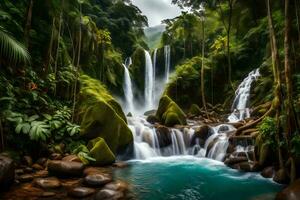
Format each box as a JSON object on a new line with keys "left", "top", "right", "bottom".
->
{"left": 44, "top": 18, "right": 55, "bottom": 75}
{"left": 24, "top": 0, "right": 34, "bottom": 48}
{"left": 201, "top": 20, "right": 208, "bottom": 119}
{"left": 54, "top": 8, "right": 63, "bottom": 96}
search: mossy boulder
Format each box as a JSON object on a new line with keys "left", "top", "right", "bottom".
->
{"left": 78, "top": 75, "right": 133, "bottom": 154}
{"left": 87, "top": 138, "right": 115, "bottom": 166}
{"left": 189, "top": 104, "right": 202, "bottom": 116}
{"left": 156, "top": 95, "right": 187, "bottom": 127}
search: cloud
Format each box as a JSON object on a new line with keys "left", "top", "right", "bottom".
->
{"left": 131, "top": 0, "right": 182, "bottom": 26}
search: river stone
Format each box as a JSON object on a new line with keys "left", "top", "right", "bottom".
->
{"left": 191, "top": 125, "right": 210, "bottom": 146}
{"left": 273, "top": 169, "right": 289, "bottom": 184}
{"left": 224, "top": 157, "right": 248, "bottom": 166}
{"left": 68, "top": 187, "right": 96, "bottom": 198}
{"left": 18, "top": 174, "right": 34, "bottom": 182}
{"left": 156, "top": 125, "right": 171, "bottom": 147}
{"left": 48, "top": 160, "right": 84, "bottom": 177}
{"left": 261, "top": 166, "right": 274, "bottom": 178}
{"left": 276, "top": 179, "right": 300, "bottom": 200}
{"left": 0, "top": 155, "right": 15, "bottom": 190}
{"left": 104, "top": 180, "right": 129, "bottom": 192}
{"left": 36, "top": 158, "right": 47, "bottom": 166}
{"left": 50, "top": 153, "right": 63, "bottom": 160}
{"left": 23, "top": 156, "right": 33, "bottom": 167}
{"left": 32, "top": 163, "right": 44, "bottom": 170}
{"left": 40, "top": 192, "right": 56, "bottom": 197}
{"left": 62, "top": 155, "right": 82, "bottom": 163}
{"left": 95, "top": 189, "right": 124, "bottom": 200}
{"left": 83, "top": 173, "right": 112, "bottom": 187}
{"left": 34, "top": 177, "right": 61, "bottom": 189}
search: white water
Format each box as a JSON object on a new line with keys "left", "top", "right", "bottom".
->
{"left": 123, "top": 63, "right": 134, "bottom": 114}
{"left": 228, "top": 69, "right": 260, "bottom": 122}
{"left": 144, "top": 50, "right": 155, "bottom": 111}
{"left": 164, "top": 45, "right": 171, "bottom": 83}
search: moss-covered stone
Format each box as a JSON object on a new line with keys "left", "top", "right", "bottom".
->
{"left": 87, "top": 137, "right": 115, "bottom": 166}
{"left": 189, "top": 104, "right": 202, "bottom": 116}
{"left": 156, "top": 95, "right": 187, "bottom": 127}
{"left": 78, "top": 75, "right": 133, "bottom": 154}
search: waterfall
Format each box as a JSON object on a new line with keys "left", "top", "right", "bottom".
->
{"left": 164, "top": 45, "right": 171, "bottom": 83}
{"left": 144, "top": 50, "right": 155, "bottom": 110}
{"left": 122, "top": 62, "right": 134, "bottom": 114}
{"left": 228, "top": 69, "right": 260, "bottom": 122}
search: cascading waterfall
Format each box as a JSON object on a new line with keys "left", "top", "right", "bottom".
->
{"left": 144, "top": 50, "right": 155, "bottom": 110}
{"left": 122, "top": 61, "right": 134, "bottom": 114}
{"left": 164, "top": 45, "right": 171, "bottom": 83}
{"left": 228, "top": 69, "right": 260, "bottom": 122}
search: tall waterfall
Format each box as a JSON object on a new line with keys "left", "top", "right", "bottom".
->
{"left": 228, "top": 69, "right": 260, "bottom": 122}
{"left": 122, "top": 63, "right": 134, "bottom": 113}
{"left": 144, "top": 50, "right": 155, "bottom": 110}
{"left": 164, "top": 45, "right": 171, "bottom": 83}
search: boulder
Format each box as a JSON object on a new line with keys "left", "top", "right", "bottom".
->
{"left": 261, "top": 166, "right": 274, "bottom": 178}
{"left": 224, "top": 157, "right": 248, "bottom": 166}
{"left": 47, "top": 160, "right": 84, "bottom": 177}
{"left": 34, "top": 177, "right": 61, "bottom": 189}
{"left": 104, "top": 181, "right": 129, "bottom": 192}
{"left": 146, "top": 114, "right": 160, "bottom": 124}
{"left": 87, "top": 137, "right": 116, "bottom": 166}
{"left": 0, "top": 155, "right": 15, "bottom": 190}
{"left": 83, "top": 173, "right": 112, "bottom": 187}
{"left": 68, "top": 187, "right": 96, "bottom": 198}
{"left": 276, "top": 179, "right": 300, "bottom": 200}
{"left": 23, "top": 156, "right": 33, "bottom": 167}
{"left": 62, "top": 155, "right": 82, "bottom": 163}
{"left": 156, "top": 125, "right": 171, "bottom": 147}
{"left": 95, "top": 189, "right": 124, "bottom": 200}
{"left": 32, "top": 163, "right": 44, "bottom": 170}
{"left": 273, "top": 169, "right": 289, "bottom": 184}
{"left": 188, "top": 104, "right": 202, "bottom": 116}
{"left": 156, "top": 95, "right": 187, "bottom": 127}
{"left": 190, "top": 125, "right": 210, "bottom": 146}
{"left": 79, "top": 75, "right": 133, "bottom": 153}
{"left": 238, "top": 161, "right": 261, "bottom": 172}
{"left": 18, "top": 174, "right": 34, "bottom": 183}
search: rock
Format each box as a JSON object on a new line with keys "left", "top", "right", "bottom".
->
{"left": 33, "top": 170, "right": 48, "bottom": 178}
{"left": 188, "top": 104, "right": 202, "bottom": 116}
{"left": 62, "top": 155, "right": 82, "bottom": 163}
{"left": 87, "top": 137, "right": 116, "bottom": 166}
{"left": 144, "top": 110, "right": 157, "bottom": 116}
{"left": 32, "top": 163, "right": 44, "bottom": 170}
{"left": 36, "top": 158, "right": 47, "bottom": 166}
{"left": 50, "top": 153, "right": 63, "bottom": 160}
{"left": 156, "top": 95, "right": 187, "bottom": 127}
{"left": 276, "top": 179, "right": 300, "bottom": 200}
{"left": 238, "top": 161, "right": 261, "bottom": 172}
{"left": 47, "top": 160, "right": 85, "bottom": 177}
{"left": 83, "top": 173, "right": 112, "bottom": 187}
{"left": 24, "top": 167, "right": 34, "bottom": 173}
{"left": 191, "top": 125, "right": 210, "bottom": 146}
{"left": 40, "top": 192, "right": 56, "bottom": 197}
{"left": 156, "top": 125, "right": 171, "bottom": 147}
{"left": 104, "top": 181, "right": 129, "bottom": 192}
{"left": 219, "top": 125, "right": 230, "bottom": 132}
{"left": 15, "top": 169, "right": 24, "bottom": 175}
{"left": 146, "top": 114, "right": 160, "bottom": 124}
{"left": 224, "top": 157, "right": 248, "bottom": 166}
{"left": 83, "top": 167, "right": 106, "bottom": 176}
{"left": 259, "top": 143, "right": 272, "bottom": 167}
{"left": 79, "top": 75, "right": 133, "bottom": 154}
{"left": 68, "top": 187, "right": 96, "bottom": 198}
{"left": 273, "top": 169, "right": 289, "bottom": 184}
{"left": 0, "top": 155, "right": 15, "bottom": 190}
{"left": 261, "top": 166, "right": 274, "bottom": 178}
{"left": 23, "top": 156, "right": 33, "bottom": 167}
{"left": 95, "top": 189, "right": 124, "bottom": 200}
{"left": 112, "top": 162, "right": 128, "bottom": 168}
{"left": 34, "top": 177, "right": 61, "bottom": 189}
{"left": 18, "top": 174, "right": 34, "bottom": 182}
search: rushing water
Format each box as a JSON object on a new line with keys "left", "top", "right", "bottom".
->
{"left": 164, "top": 45, "right": 171, "bottom": 83}
{"left": 228, "top": 69, "right": 260, "bottom": 122}
{"left": 144, "top": 50, "right": 155, "bottom": 111}
{"left": 114, "top": 157, "right": 282, "bottom": 200}
{"left": 123, "top": 63, "right": 134, "bottom": 113}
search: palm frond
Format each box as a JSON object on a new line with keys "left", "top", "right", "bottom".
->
{"left": 0, "top": 26, "right": 30, "bottom": 63}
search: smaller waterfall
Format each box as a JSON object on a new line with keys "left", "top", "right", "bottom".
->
{"left": 123, "top": 63, "right": 134, "bottom": 114}
{"left": 125, "top": 57, "right": 132, "bottom": 68}
{"left": 228, "top": 69, "right": 260, "bottom": 122}
{"left": 144, "top": 50, "right": 155, "bottom": 110}
{"left": 164, "top": 45, "right": 171, "bottom": 83}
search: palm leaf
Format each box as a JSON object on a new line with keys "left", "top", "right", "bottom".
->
{"left": 0, "top": 26, "right": 30, "bottom": 63}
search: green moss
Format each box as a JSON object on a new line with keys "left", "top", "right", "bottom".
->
{"left": 87, "top": 137, "right": 115, "bottom": 166}
{"left": 156, "top": 95, "right": 187, "bottom": 127}
{"left": 189, "top": 104, "right": 202, "bottom": 116}
{"left": 78, "top": 75, "right": 133, "bottom": 153}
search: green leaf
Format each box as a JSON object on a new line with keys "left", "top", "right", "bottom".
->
{"left": 28, "top": 115, "right": 39, "bottom": 122}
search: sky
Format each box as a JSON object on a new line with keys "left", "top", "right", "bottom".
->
{"left": 131, "top": 0, "right": 182, "bottom": 27}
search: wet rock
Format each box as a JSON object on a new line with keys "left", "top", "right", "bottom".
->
{"left": 226, "top": 144, "right": 235, "bottom": 154}
{"left": 104, "top": 180, "right": 129, "bottom": 192}
{"left": 24, "top": 167, "right": 34, "bottom": 173}
{"left": 36, "top": 158, "right": 47, "bottom": 166}
{"left": 50, "top": 153, "right": 63, "bottom": 160}
{"left": 33, "top": 170, "right": 48, "bottom": 178}
{"left": 144, "top": 110, "right": 157, "bottom": 116}
{"left": 0, "top": 155, "right": 15, "bottom": 190}
{"left": 276, "top": 179, "right": 300, "bottom": 200}
{"left": 68, "top": 187, "right": 96, "bottom": 198}
{"left": 238, "top": 161, "right": 261, "bottom": 172}
{"left": 191, "top": 125, "right": 210, "bottom": 146}
{"left": 62, "top": 155, "right": 82, "bottom": 163}
{"left": 23, "top": 156, "right": 33, "bottom": 167}
{"left": 156, "top": 125, "right": 171, "bottom": 148}
{"left": 34, "top": 177, "right": 61, "bottom": 189}
{"left": 32, "top": 163, "right": 44, "bottom": 170}
{"left": 40, "top": 192, "right": 56, "bottom": 197}
{"left": 224, "top": 157, "right": 248, "bottom": 166}
{"left": 147, "top": 114, "right": 160, "bottom": 124}
{"left": 95, "top": 189, "right": 124, "bottom": 200}
{"left": 18, "top": 174, "right": 34, "bottom": 182}
{"left": 15, "top": 169, "right": 24, "bottom": 175}
{"left": 48, "top": 160, "right": 84, "bottom": 177}
{"left": 261, "top": 166, "right": 274, "bottom": 178}
{"left": 83, "top": 167, "right": 105, "bottom": 176}
{"left": 83, "top": 173, "right": 112, "bottom": 187}
{"left": 273, "top": 169, "right": 289, "bottom": 184}
{"left": 219, "top": 125, "right": 230, "bottom": 132}
{"left": 112, "top": 162, "right": 128, "bottom": 168}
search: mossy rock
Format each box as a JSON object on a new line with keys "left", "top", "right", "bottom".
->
{"left": 78, "top": 75, "right": 133, "bottom": 153}
{"left": 189, "top": 104, "right": 202, "bottom": 116}
{"left": 87, "top": 137, "right": 115, "bottom": 166}
{"left": 156, "top": 95, "right": 187, "bottom": 127}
